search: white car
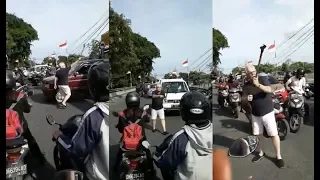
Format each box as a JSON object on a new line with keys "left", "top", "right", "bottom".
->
{"left": 160, "top": 78, "right": 190, "bottom": 111}
{"left": 147, "top": 84, "right": 156, "bottom": 97}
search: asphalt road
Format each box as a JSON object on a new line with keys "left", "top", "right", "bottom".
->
{"left": 26, "top": 87, "right": 313, "bottom": 180}
{"left": 212, "top": 90, "right": 314, "bottom": 180}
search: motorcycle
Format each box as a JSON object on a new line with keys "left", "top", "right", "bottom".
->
{"left": 272, "top": 96, "right": 290, "bottom": 140}
{"left": 16, "top": 84, "right": 34, "bottom": 98}
{"left": 45, "top": 114, "right": 84, "bottom": 172}
{"left": 286, "top": 87, "right": 305, "bottom": 133}
{"left": 228, "top": 88, "right": 241, "bottom": 118}
{"left": 115, "top": 107, "right": 156, "bottom": 180}
{"left": 305, "top": 83, "right": 314, "bottom": 99}
{"left": 6, "top": 135, "right": 33, "bottom": 180}
{"left": 217, "top": 88, "right": 229, "bottom": 108}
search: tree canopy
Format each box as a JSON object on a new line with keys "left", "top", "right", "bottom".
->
{"left": 231, "top": 61, "right": 314, "bottom": 74}
{"left": 212, "top": 28, "right": 229, "bottom": 67}
{"left": 6, "top": 13, "right": 39, "bottom": 63}
{"left": 109, "top": 8, "right": 160, "bottom": 88}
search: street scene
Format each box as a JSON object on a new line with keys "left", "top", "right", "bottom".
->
{"left": 109, "top": 1, "right": 212, "bottom": 179}
{"left": 212, "top": 0, "right": 314, "bottom": 179}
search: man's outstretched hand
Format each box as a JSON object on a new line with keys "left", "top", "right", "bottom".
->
{"left": 213, "top": 149, "right": 232, "bottom": 180}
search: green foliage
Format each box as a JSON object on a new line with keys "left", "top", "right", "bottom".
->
{"left": 41, "top": 54, "right": 84, "bottom": 66}
{"left": 88, "top": 40, "right": 101, "bottom": 59}
{"left": 179, "top": 72, "right": 188, "bottom": 82}
{"left": 109, "top": 8, "right": 160, "bottom": 88}
{"left": 164, "top": 73, "right": 178, "bottom": 79}
{"left": 189, "top": 71, "right": 210, "bottom": 85}
{"left": 231, "top": 61, "right": 314, "bottom": 74}
{"left": 6, "top": 13, "right": 39, "bottom": 63}
{"left": 212, "top": 28, "right": 229, "bottom": 67}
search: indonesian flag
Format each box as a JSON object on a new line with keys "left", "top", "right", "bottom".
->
{"left": 268, "top": 43, "right": 276, "bottom": 53}
{"left": 182, "top": 60, "right": 188, "bottom": 67}
{"left": 58, "top": 41, "right": 67, "bottom": 49}
{"left": 172, "top": 68, "right": 177, "bottom": 74}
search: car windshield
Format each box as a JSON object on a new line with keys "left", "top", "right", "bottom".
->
{"left": 162, "top": 82, "right": 188, "bottom": 93}
{"left": 69, "top": 62, "right": 81, "bottom": 74}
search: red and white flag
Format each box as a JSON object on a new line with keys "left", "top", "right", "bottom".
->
{"left": 268, "top": 43, "right": 276, "bottom": 53}
{"left": 182, "top": 60, "right": 188, "bottom": 67}
{"left": 58, "top": 41, "right": 67, "bottom": 49}
{"left": 172, "top": 68, "right": 177, "bottom": 74}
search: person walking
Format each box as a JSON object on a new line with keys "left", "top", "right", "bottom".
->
{"left": 242, "top": 62, "right": 284, "bottom": 168}
{"left": 54, "top": 62, "right": 71, "bottom": 108}
{"left": 151, "top": 83, "right": 168, "bottom": 135}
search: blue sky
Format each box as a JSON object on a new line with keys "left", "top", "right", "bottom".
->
{"left": 6, "top": 0, "right": 109, "bottom": 63}
{"left": 112, "top": 0, "right": 212, "bottom": 77}
{"left": 213, "top": 0, "right": 314, "bottom": 73}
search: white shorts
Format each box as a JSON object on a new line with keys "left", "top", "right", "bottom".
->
{"left": 151, "top": 108, "right": 165, "bottom": 120}
{"left": 251, "top": 111, "right": 278, "bottom": 136}
{"left": 58, "top": 85, "right": 71, "bottom": 96}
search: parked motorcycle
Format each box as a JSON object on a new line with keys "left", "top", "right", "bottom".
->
{"left": 45, "top": 114, "right": 84, "bottom": 172}
{"left": 6, "top": 136, "right": 33, "bottom": 180}
{"left": 286, "top": 87, "right": 305, "bottom": 133}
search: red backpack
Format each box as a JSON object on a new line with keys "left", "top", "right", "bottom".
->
{"left": 122, "top": 119, "right": 143, "bottom": 151}
{"left": 6, "top": 109, "right": 22, "bottom": 139}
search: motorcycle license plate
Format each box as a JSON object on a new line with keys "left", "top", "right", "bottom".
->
{"left": 6, "top": 164, "right": 27, "bottom": 178}
{"left": 293, "top": 99, "right": 299, "bottom": 102}
{"left": 125, "top": 172, "right": 144, "bottom": 180}
{"left": 171, "top": 104, "right": 179, "bottom": 108}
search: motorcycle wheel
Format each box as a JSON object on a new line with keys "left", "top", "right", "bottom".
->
{"left": 277, "top": 119, "right": 290, "bottom": 141}
{"left": 289, "top": 114, "right": 302, "bottom": 133}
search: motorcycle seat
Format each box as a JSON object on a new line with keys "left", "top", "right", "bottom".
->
{"left": 6, "top": 136, "right": 27, "bottom": 149}
{"left": 123, "top": 150, "right": 146, "bottom": 157}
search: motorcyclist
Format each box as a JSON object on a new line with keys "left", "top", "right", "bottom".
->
{"left": 116, "top": 92, "right": 150, "bottom": 138}
{"left": 6, "top": 70, "right": 46, "bottom": 164}
{"left": 52, "top": 61, "right": 110, "bottom": 180}
{"left": 154, "top": 91, "right": 213, "bottom": 180}
{"left": 227, "top": 74, "right": 239, "bottom": 89}
{"left": 114, "top": 92, "right": 153, "bottom": 175}
{"left": 217, "top": 78, "right": 228, "bottom": 107}
{"left": 283, "top": 71, "right": 292, "bottom": 84}
{"left": 285, "top": 68, "right": 309, "bottom": 116}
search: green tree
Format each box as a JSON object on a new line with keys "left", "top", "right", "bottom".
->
{"left": 88, "top": 40, "right": 101, "bottom": 59}
{"left": 255, "top": 63, "right": 276, "bottom": 73}
{"left": 231, "top": 67, "right": 243, "bottom": 74}
{"left": 179, "top": 72, "right": 188, "bottom": 82}
{"left": 164, "top": 73, "right": 178, "bottom": 79}
{"left": 109, "top": 8, "right": 160, "bottom": 88}
{"left": 212, "top": 28, "right": 229, "bottom": 66}
{"left": 6, "top": 13, "right": 39, "bottom": 63}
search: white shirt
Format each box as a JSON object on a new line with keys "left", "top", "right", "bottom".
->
{"left": 286, "top": 76, "right": 306, "bottom": 90}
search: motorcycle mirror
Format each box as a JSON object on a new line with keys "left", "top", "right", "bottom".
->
{"left": 228, "top": 136, "right": 259, "bottom": 158}
{"left": 53, "top": 170, "right": 84, "bottom": 180}
{"left": 46, "top": 114, "right": 56, "bottom": 125}
{"left": 142, "top": 140, "right": 151, "bottom": 149}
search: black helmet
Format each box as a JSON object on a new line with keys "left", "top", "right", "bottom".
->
{"left": 6, "top": 70, "right": 16, "bottom": 89}
{"left": 296, "top": 68, "right": 305, "bottom": 78}
{"left": 87, "top": 61, "right": 109, "bottom": 102}
{"left": 125, "top": 92, "right": 140, "bottom": 108}
{"left": 179, "top": 91, "right": 211, "bottom": 123}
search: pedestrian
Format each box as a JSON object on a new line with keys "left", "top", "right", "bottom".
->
{"left": 54, "top": 62, "right": 71, "bottom": 109}
{"left": 242, "top": 62, "right": 284, "bottom": 168}
{"left": 151, "top": 83, "right": 168, "bottom": 135}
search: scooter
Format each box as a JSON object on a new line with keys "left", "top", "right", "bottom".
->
{"left": 228, "top": 88, "right": 241, "bottom": 118}
{"left": 286, "top": 87, "right": 305, "bottom": 133}
{"left": 272, "top": 97, "right": 290, "bottom": 140}
{"left": 217, "top": 87, "right": 229, "bottom": 108}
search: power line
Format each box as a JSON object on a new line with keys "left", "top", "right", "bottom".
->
{"left": 277, "top": 30, "right": 314, "bottom": 65}
{"left": 175, "top": 47, "right": 212, "bottom": 72}
{"left": 93, "top": 21, "right": 109, "bottom": 41}
{"left": 192, "top": 53, "right": 213, "bottom": 71}
{"left": 272, "top": 25, "right": 314, "bottom": 63}
{"left": 68, "top": 10, "right": 109, "bottom": 50}
{"left": 71, "top": 19, "right": 109, "bottom": 54}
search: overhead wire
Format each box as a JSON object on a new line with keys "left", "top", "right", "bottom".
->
{"left": 68, "top": 10, "right": 109, "bottom": 50}
{"left": 276, "top": 30, "right": 314, "bottom": 65}
{"left": 70, "top": 18, "right": 109, "bottom": 54}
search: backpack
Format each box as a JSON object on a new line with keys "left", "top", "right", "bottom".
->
{"left": 6, "top": 109, "right": 22, "bottom": 139}
{"left": 122, "top": 118, "right": 143, "bottom": 151}
{"left": 6, "top": 92, "right": 24, "bottom": 139}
